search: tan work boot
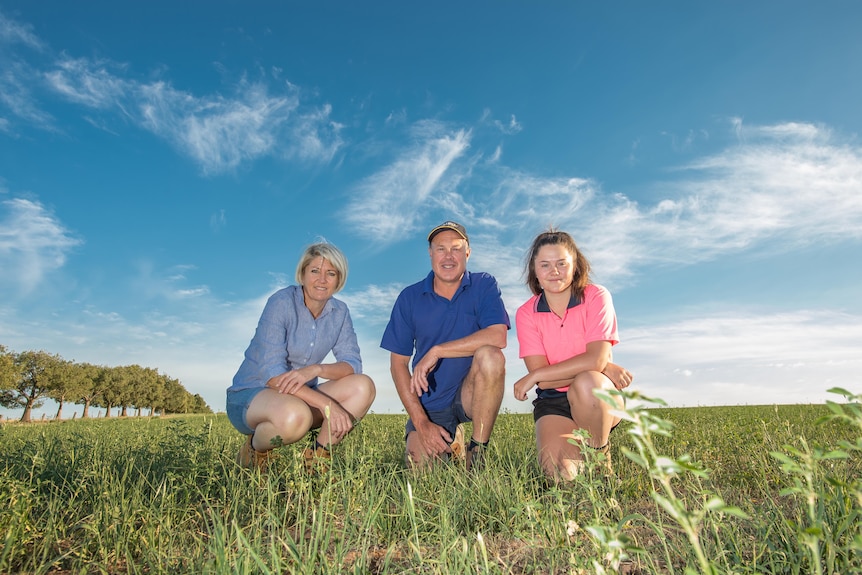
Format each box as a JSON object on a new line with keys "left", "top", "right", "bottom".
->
{"left": 586, "top": 441, "right": 612, "bottom": 473}
{"left": 449, "top": 423, "right": 466, "bottom": 462}
{"left": 236, "top": 435, "right": 273, "bottom": 472}
{"left": 302, "top": 445, "right": 332, "bottom": 476}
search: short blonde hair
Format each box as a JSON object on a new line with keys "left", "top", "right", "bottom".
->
{"left": 295, "top": 242, "right": 349, "bottom": 293}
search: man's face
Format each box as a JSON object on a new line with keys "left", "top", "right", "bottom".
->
{"left": 429, "top": 230, "right": 470, "bottom": 284}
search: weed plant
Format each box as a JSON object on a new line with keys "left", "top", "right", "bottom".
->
{"left": 0, "top": 389, "right": 859, "bottom": 574}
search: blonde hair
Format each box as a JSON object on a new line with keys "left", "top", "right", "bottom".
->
{"left": 295, "top": 242, "right": 349, "bottom": 293}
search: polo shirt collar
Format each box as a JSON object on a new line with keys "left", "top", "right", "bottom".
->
{"left": 422, "top": 270, "right": 471, "bottom": 293}
{"left": 536, "top": 290, "right": 580, "bottom": 312}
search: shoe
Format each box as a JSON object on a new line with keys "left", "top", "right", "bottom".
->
{"left": 449, "top": 423, "right": 466, "bottom": 461}
{"left": 466, "top": 444, "right": 485, "bottom": 472}
{"left": 302, "top": 445, "right": 332, "bottom": 476}
{"left": 236, "top": 435, "right": 272, "bottom": 472}
{"left": 585, "top": 441, "right": 612, "bottom": 473}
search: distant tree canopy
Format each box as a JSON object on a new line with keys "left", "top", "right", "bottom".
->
{"left": 0, "top": 344, "right": 213, "bottom": 422}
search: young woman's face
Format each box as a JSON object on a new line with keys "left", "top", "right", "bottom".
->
{"left": 301, "top": 257, "right": 339, "bottom": 305}
{"left": 534, "top": 243, "right": 575, "bottom": 294}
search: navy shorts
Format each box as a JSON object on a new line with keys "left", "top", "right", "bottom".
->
{"left": 406, "top": 391, "right": 470, "bottom": 439}
{"left": 226, "top": 387, "right": 266, "bottom": 435}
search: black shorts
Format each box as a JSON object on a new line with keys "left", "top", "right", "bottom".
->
{"left": 532, "top": 394, "right": 572, "bottom": 423}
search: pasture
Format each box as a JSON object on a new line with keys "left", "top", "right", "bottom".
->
{"left": 1, "top": 389, "right": 860, "bottom": 574}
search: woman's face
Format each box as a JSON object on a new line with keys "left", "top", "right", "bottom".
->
{"left": 534, "top": 243, "right": 575, "bottom": 294}
{"left": 301, "top": 257, "right": 339, "bottom": 305}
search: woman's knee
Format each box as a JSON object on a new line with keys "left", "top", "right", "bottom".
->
{"left": 269, "top": 405, "right": 314, "bottom": 442}
{"left": 567, "top": 371, "right": 603, "bottom": 401}
{"left": 353, "top": 373, "right": 377, "bottom": 401}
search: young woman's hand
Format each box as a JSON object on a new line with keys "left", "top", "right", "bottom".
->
{"left": 513, "top": 373, "right": 537, "bottom": 401}
{"left": 602, "top": 362, "right": 633, "bottom": 390}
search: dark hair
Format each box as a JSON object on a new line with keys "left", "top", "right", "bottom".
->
{"left": 524, "top": 229, "right": 591, "bottom": 298}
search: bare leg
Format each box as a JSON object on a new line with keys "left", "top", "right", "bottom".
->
{"left": 535, "top": 414, "right": 584, "bottom": 481}
{"left": 245, "top": 389, "right": 314, "bottom": 452}
{"left": 245, "top": 374, "right": 375, "bottom": 452}
{"left": 460, "top": 345, "right": 505, "bottom": 443}
{"left": 567, "top": 371, "right": 623, "bottom": 449}
{"left": 313, "top": 374, "right": 376, "bottom": 447}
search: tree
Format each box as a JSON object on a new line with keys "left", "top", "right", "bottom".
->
{"left": 0, "top": 350, "right": 63, "bottom": 422}
{"left": 93, "top": 366, "right": 129, "bottom": 418}
{"left": 46, "top": 357, "right": 89, "bottom": 420}
{"left": 190, "top": 393, "right": 213, "bottom": 414}
{"left": 74, "top": 362, "right": 101, "bottom": 418}
{"left": 0, "top": 345, "right": 18, "bottom": 391}
{"left": 132, "top": 366, "right": 162, "bottom": 416}
{"left": 161, "top": 376, "right": 188, "bottom": 414}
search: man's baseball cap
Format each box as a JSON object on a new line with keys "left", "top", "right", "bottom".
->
{"left": 427, "top": 221, "right": 469, "bottom": 243}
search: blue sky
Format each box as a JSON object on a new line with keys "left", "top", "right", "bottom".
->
{"left": 2, "top": 1, "right": 861, "bottom": 419}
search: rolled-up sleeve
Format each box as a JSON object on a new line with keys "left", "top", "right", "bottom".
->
{"left": 330, "top": 308, "right": 362, "bottom": 374}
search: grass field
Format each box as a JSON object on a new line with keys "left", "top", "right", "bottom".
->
{"left": 1, "top": 389, "right": 860, "bottom": 574}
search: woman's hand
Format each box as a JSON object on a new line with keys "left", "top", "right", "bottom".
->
{"left": 513, "top": 373, "right": 537, "bottom": 401}
{"left": 602, "top": 362, "right": 633, "bottom": 390}
{"left": 266, "top": 365, "right": 321, "bottom": 395}
{"left": 320, "top": 401, "right": 354, "bottom": 442}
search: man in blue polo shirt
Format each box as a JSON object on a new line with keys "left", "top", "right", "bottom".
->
{"left": 381, "top": 221, "right": 509, "bottom": 471}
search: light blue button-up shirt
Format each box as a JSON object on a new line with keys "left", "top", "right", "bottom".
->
{"left": 229, "top": 285, "right": 362, "bottom": 391}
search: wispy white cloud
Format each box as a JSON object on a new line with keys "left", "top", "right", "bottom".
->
{"left": 45, "top": 56, "right": 128, "bottom": 108}
{"left": 0, "top": 11, "right": 43, "bottom": 50}
{"left": 136, "top": 80, "right": 299, "bottom": 175}
{"left": 0, "top": 198, "right": 82, "bottom": 294}
{"left": 459, "top": 119, "right": 862, "bottom": 289}
{"left": 0, "top": 61, "right": 55, "bottom": 128}
{"left": 618, "top": 309, "right": 862, "bottom": 407}
{"left": 210, "top": 209, "right": 227, "bottom": 233}
{"left": 343, "top": 122, "right": 471, "bottom": 244}
{"left": 0, "top": 11, "right": 344, "bottom": 174}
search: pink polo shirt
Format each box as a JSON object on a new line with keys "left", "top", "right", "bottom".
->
{"left": 516, "top": 283, "right": 618, "bottom": 392}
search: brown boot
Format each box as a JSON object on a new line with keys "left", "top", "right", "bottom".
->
{"left": 449, "top": 423, "right": 466, "bottom": 462}
{"left": 586, "top": 441, "right": 612, "bottom": 473}
{"left": 236, "top": 435, "right": 272, "bottom": 472}
{"left": 302, "top": 445, "right": 332, "bottom": 476}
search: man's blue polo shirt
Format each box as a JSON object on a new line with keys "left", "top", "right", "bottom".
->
{"left": 381, "top": 270, "right": 510, "bottom": 412}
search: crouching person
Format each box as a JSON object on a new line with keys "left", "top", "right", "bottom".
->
{"left": 226, "top": 241, "right": 375, "bottom": 473}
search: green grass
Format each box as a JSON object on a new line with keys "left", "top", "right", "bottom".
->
{"left": 0, "top": 389, "right": 860, "bottom": 574}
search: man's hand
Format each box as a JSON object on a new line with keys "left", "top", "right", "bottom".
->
{"left": 412, "top": 418, "right": 453, "bottom": 458}
{"left": 410, "top": 346, "right": 440, "bottom": 395}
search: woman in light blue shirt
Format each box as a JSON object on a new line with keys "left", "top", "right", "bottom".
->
{"left": 227, "top": 242, "right": 376, "bottom": 472}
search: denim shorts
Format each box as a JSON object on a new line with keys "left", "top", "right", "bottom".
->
{"left": 226, "top": 387, "right": 266, "bottom": 435}
{"left": 406, "top": 391, "right": 470, "bottom": 439}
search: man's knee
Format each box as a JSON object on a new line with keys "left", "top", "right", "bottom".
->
{"left": 473, "top": 345, "right": 506, "bottom": 376}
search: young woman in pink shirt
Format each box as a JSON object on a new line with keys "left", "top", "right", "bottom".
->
{"left": 514, "top": 230, "right": 633, "bottom": 481}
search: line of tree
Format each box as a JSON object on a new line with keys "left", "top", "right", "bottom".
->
{"left": 0, "top": 345, "right": 212, "bottom": 422}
